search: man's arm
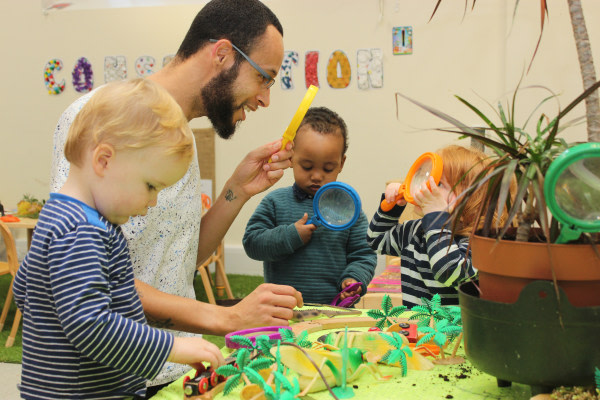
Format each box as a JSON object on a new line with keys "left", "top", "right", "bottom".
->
{"left": 197, "top": 139, "right": 293, "bottom": 264}
{"left": 136, "top": 279, "right": 303, "bottom": 336}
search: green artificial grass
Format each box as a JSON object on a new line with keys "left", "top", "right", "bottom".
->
{"left": 0, "top": 272, "right": 264, "bottom": 363}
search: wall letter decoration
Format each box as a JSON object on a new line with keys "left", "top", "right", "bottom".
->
{"left": 104, "top": 56, "right": 127, "bottom": 83}
{"left": 326, "top": 50, "right": 351, "bottom": 89}
{"left": 357, "top": 48, "right": 383, "bottom": 90}
{"left": 305, "top": 51, "right": 319, "bottom": 89}
{"left": 135, "top": 56, "right": 155, "bottom": 77}
{"left": 44, "top": 59, "right": 65, "bottom": 95}
{"left": 393, "top": 26, "right": 413, "bottom": 55}
{"left": 163, "top": 54, "right": 175, "bottom": 67}
{"left": 280, "top": 51, "right": 298, "bottom": 90}
{"left": 72, "top": 57, "right": 94, "bottom": 93}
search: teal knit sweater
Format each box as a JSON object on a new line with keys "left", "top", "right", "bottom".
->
{"left": 243, "top": 185, "right": 377, "bottom": 304}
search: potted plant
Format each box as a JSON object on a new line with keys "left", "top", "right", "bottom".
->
{"left": 405, "top": 2, "right": 600, "bottom": 394}
{"left": 395, "top": 78, "right": 600, "bottom": 395}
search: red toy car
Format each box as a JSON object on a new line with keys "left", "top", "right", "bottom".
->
{"left": 183, "top": 364, "right": 226, "bottom": 399}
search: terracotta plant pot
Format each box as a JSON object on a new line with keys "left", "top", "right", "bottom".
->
{"left": 470, "top": 234, "right": 600, "bottom": 307}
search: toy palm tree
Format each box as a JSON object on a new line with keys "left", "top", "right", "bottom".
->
{"left": 378, "top": 332, "right": 414, "bottom": 377}
{"left": 409, "top": 294, "right": 445, "bottom": 328}
{"left": 216, "top": 348, "right": 274, "bottom": 395}
{"left": 417, "top": 319, "right": 462, "bottom": 362}
{"left": 366, "top": 294, "right": 407, "bottom": 330}
{"left": 441, "top": 305, "right": 464, "bottom": 358}
{"left": 279, "top": 328, "right": 312, "bottom": 349}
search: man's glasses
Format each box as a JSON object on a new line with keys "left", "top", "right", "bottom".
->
{"left": 209, "top": 39, "right": 275, "bottom": 89}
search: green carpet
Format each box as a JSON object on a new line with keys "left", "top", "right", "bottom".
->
{"left": 0, "top": 273, "right": 264, "bottom": 363}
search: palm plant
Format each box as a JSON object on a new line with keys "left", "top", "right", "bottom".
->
{"left": 430, "top": 0, "right": 600, "bottom": 142}
{"left": 397, "top": 79, "right": 600, "bottom": 243}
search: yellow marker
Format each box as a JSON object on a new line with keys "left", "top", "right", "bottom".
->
{"left": 269, "top": 85, "right": 319, "bottom": 162}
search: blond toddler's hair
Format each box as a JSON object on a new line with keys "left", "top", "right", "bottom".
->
{"left": 65, "top": 78, "right": 194, "bottom": 166}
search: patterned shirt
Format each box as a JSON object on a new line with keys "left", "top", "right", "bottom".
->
{"left": 49, "top": 87, "right": 202, "bottom": 385}
{"left": 13, "top": 194, "right": 173, "bottom": 399}
{"left": 243, "top": 185, "right": 377, "bottom": 303}
{"left": 366, "top": 200, "right": 477, "bottom": 308}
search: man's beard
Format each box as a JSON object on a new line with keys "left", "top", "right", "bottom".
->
{"left": 201, "top": 62, "right": 242, "bottom": 139}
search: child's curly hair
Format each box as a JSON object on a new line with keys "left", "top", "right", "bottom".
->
{"left": 437, "top": 145, "right": 508, "bottom": 236}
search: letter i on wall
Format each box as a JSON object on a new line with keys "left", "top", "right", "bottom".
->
{"left": 305, "top": 51, "right": 319, "bottom": 89}
{"left": 393, "top": 26, "right": 413, "bottom": 55}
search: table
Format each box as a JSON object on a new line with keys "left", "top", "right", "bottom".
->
{"left": 152, "top": 308, "right": 535, "bottom": 400}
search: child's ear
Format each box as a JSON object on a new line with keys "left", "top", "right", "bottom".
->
{"left": 92, "top": 143, "right": 115, "bottom": 177}
{"left": 339, "top": 155, "right": 347, "bottom": 171}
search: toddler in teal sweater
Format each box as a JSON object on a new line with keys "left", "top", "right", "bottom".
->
{"left": 243, "top": 107, "right": 376, "bottom": 304}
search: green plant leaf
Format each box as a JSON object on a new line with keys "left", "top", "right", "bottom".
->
{"left": 229, "top": 335, "right": 255, "bottom": 349}
{"left": 381, "top": 294, "right": 393, "bottom": 314}
{"left": 223, "top": 374, "right": 242, "bottom": 395}
{"left": 249, "top": 357, "right": 275, "bottom": 372}
{"left": 216, "top": 364, "right": 239, "bottom": 377}
{"left": 389, "top": 305, "right": 408, "bottom": 317}
{"left": 366, "top": 308, "right": 385, "bottom": 318}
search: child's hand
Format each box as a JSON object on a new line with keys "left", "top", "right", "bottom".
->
{"left": 295, "top": 213, "right": 317, "bottom": 244}
{"left": 385, "top": 182, "right": 407, "bottom": 207}
{"left": 413, "top": 176, "right": 456, "bottom": 214}
{"left": 168, "top": 337, "right": 226, "bottom": 371}
{"left": 340, "top": 278, "right": 362, "bottom": 299}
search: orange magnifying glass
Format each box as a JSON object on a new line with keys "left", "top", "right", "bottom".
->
{"left": 380, "top": 152, "right": 444, "bottom": 211}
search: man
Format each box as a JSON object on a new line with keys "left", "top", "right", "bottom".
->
{"left": 49, "top": 0, "right": 302, "bottom": 394}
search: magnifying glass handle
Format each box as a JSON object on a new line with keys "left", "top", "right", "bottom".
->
{"left": 269, "top": 85, "right": 319, "bottom": 163}
{"left": 555, "top": 224, "right": 582, "bottom": 244}
{"left": 380, "top": 186, "right": 406, "bottom": 212}
{"left": 305, "top": 217, "right": 321, "bottom": 226}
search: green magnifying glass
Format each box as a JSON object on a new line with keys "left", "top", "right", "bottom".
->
{"left": 544, "top": 142, "right": 600, "bottom": 244}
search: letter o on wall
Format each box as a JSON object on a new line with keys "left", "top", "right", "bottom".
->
{"left": 327, "top": 50, "right": 351, "bottom": 89}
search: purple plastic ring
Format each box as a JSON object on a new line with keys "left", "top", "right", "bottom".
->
{"left": 225, "top": 326, "right": 292, "bottom": 349}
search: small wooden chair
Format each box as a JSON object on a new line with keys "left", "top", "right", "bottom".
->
{"left": 196, "top": 194, "right": 234, "bottom": 305}
{"left": 196, "top": 241, "right": 234, "bottom": 305}
{"left": 0, "top": 221, "right": 22, "bottom": 347}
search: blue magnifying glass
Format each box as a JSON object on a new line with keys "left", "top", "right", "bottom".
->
{"left": 306, "top": 182, "right": 362, "bottom": 231}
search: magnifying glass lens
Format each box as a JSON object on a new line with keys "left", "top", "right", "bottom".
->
{"left": 409, "top": 159, "right": 434, "bottom": 194}
{"left": 555, "top": 157, "right": 600, "bottom": 221}
{"left": 318, "top": 188, "right": 356, "bottom": 226}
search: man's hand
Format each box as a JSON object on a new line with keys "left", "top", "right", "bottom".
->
{"left": 228, "top": 283, "right": 303, "bottom": 330}
{"left": 294, "top": 213, "right": 317, "bottom": 244}
{"left": 228, "top": 139, "right": 293, "bottom": 201}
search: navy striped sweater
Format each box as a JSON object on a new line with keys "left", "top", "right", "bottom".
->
{"left": 366, "top": 201, "right": 477, "bottom": 308}
{"left": 13, "top": 193, "right": 173, "bottom": 399}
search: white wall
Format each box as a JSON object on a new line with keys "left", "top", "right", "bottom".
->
{"left": 2, "top": 0, "right": 599, "bottom": 272}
